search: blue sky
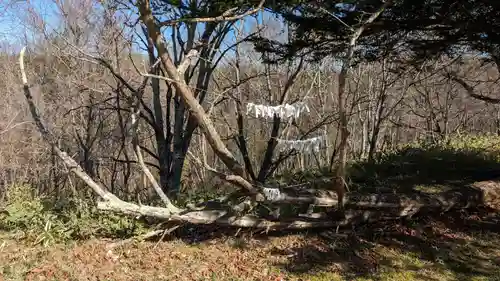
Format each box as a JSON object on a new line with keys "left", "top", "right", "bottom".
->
{"left": 0, "top": 0, "right": 286, "bottom": 58}
{"left": 0, "top": 0, "right": 357, "bottom": 57}
{"left": 0, "top": 0, "right": 61, "bottom": 51}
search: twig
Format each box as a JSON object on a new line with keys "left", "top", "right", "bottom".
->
{"left": 317, "top": 6, "right": 353, "bottom": 31}
{"left": 154, "top": 224, "right": 182, "bottom": 249}
{"left": 186, "top": 150, "right": 260, "bottom": 195}
{"left": 139, "top": 73, "right": 176, "bottom": 83}
{"left": 0, "top": 121, "right": 32, "bottom": 136}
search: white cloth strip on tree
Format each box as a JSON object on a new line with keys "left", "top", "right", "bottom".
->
{"left": 245, "top": 102, "right": 311, "bottom": 122}
{"left": 275, "top": 134, "right": 328, "bottom": 154}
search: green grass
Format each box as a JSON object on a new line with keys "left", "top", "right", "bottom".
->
{"left": 346, "top": 134, "right": 500, "bottom": 193}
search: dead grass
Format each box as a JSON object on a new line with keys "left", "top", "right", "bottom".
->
{"left": 1, "top": 211, "right": 500, "bottom": 281}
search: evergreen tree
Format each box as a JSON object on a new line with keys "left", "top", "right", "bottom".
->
{"left": 248, "top": 0, "right": 500, "bottom": 66}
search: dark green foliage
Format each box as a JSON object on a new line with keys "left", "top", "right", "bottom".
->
{"left": 349, "top": 134, "right": 500, "bottom": 193}
{"left": 249, "top": 0, "right": 500, "bottom": 66}
{"left": 151, "top": 0, "right": 266, "bottom": 21}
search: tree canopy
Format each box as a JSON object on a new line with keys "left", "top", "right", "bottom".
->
{"left": 247, "top": 0, "right": 500, "bottom": 66}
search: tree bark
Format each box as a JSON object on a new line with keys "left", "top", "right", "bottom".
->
{"left": 137, "top": 0, "right": 258, "bottom": 195}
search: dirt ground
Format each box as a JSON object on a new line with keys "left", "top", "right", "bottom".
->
{"left": 2, "top": 210, "right": 500, "bottom": 281}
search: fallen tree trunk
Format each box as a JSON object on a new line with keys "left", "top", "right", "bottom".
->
{"left": 96, "top": 184, "right": 499, "bottom": 230}
{"left": 269, "top": 182, "right": 500, "bottom": 212}
{"left": 17, "top": 46, "right": 500, "bottom": 232}
{"left": 92, "top": 180, "right": 500, "bottom": 225}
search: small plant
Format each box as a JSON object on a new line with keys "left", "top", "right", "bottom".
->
{"left": 0, "top": 184, "right": 149, "bottom": 245}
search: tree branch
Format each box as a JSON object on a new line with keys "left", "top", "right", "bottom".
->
{"left": 447, "top": 72, "right": 500, "bottom": 104}
{"left": 138, "top": 0, "right": 259, "bottom": 195}
{"left": 19, "top": 46, "right": 183, "bottom": 218}
{"left": 159, "top": 0, "right": 265, "bottom": 26}
{"left": 130, "top": 107, "right": 181, "bottom": 211}
{"left": 19, "top": 47, "right": 118, "bottom": 202}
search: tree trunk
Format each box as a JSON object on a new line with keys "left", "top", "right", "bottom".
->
{"left": 367, "top": 120, "right": 382, "bottom": 162}
{"left": 137, "top": 1, "right": 257, "bottom": 195}
{"left": 257, "top": 116, "right": 281, "bottom": 182}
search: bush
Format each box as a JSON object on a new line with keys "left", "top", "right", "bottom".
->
{"left": 0, "top": 184, "right": 149, "bottom": 246}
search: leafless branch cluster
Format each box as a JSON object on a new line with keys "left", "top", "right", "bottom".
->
{"left": 1, "top": 0, "right": 499, "bottom": 228}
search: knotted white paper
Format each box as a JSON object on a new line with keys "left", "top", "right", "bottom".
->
{"left": 275, "top": 134, "right": 328, "bottom": 154}
{"left": 246, "top": 102, "right": 310, "bottom": 122}
{"left": 262, "top": 187, "right": 284, "bottom": 201}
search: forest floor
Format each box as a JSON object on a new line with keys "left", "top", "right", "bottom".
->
{"left": 3, "top": 139, "right": 500, "bottom": 280}
{"left": 2, "top": 208, "right": 500, "bottom": 281}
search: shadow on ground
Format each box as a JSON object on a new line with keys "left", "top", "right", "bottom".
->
{"left": 3, "top": 145, "right": 498, "bottom": 280}
{"left": 268, "top": 208, "right": 500, "bottom": 280}
{"left": 348, "top": 145, "right": 500, "bottom": 193}
{"left": 266, "top": 146, "right": 500, "bottom": 280}
{"left": 169, "top": 146, "right": 500, "bottom": 280}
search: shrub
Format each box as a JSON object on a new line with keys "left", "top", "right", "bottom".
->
{"left": 0, "top": 184, "right": 148, "bottom": 246}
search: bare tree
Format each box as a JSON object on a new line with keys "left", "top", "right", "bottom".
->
{"left": 316, "top": 1, "right": 392, "bottom": 213}
{"left": 11, "top": 0, "right": 500, "bottom": 234}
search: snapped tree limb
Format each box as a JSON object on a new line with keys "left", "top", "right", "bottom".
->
{"left": 19, "top": 47, "right": 118, "bottom": 202}
{"left": 131, "top": 107, "right": 182, "bottom": 212}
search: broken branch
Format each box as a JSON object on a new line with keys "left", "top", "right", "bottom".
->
{"left": 130, "top": 107, "right": 181, "bottom": 212}
{"left": 18, "top": 46, "right": 182, "bottom": 219}
{"left": 19, "top": 47, "right": 118, "bottom": 202}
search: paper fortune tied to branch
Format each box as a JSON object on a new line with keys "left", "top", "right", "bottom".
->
{"left": 275, "top": 135, "right": 328, "bottom": 154}
{"left": 245, "top": 102, "right": 310, "bottom": 122}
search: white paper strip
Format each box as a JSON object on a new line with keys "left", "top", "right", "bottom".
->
{"left": 245, "top": 102, "right": 311, "bottom": 122}
{"left": 275, "top": 134, "right": 328, "bottom": 154}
